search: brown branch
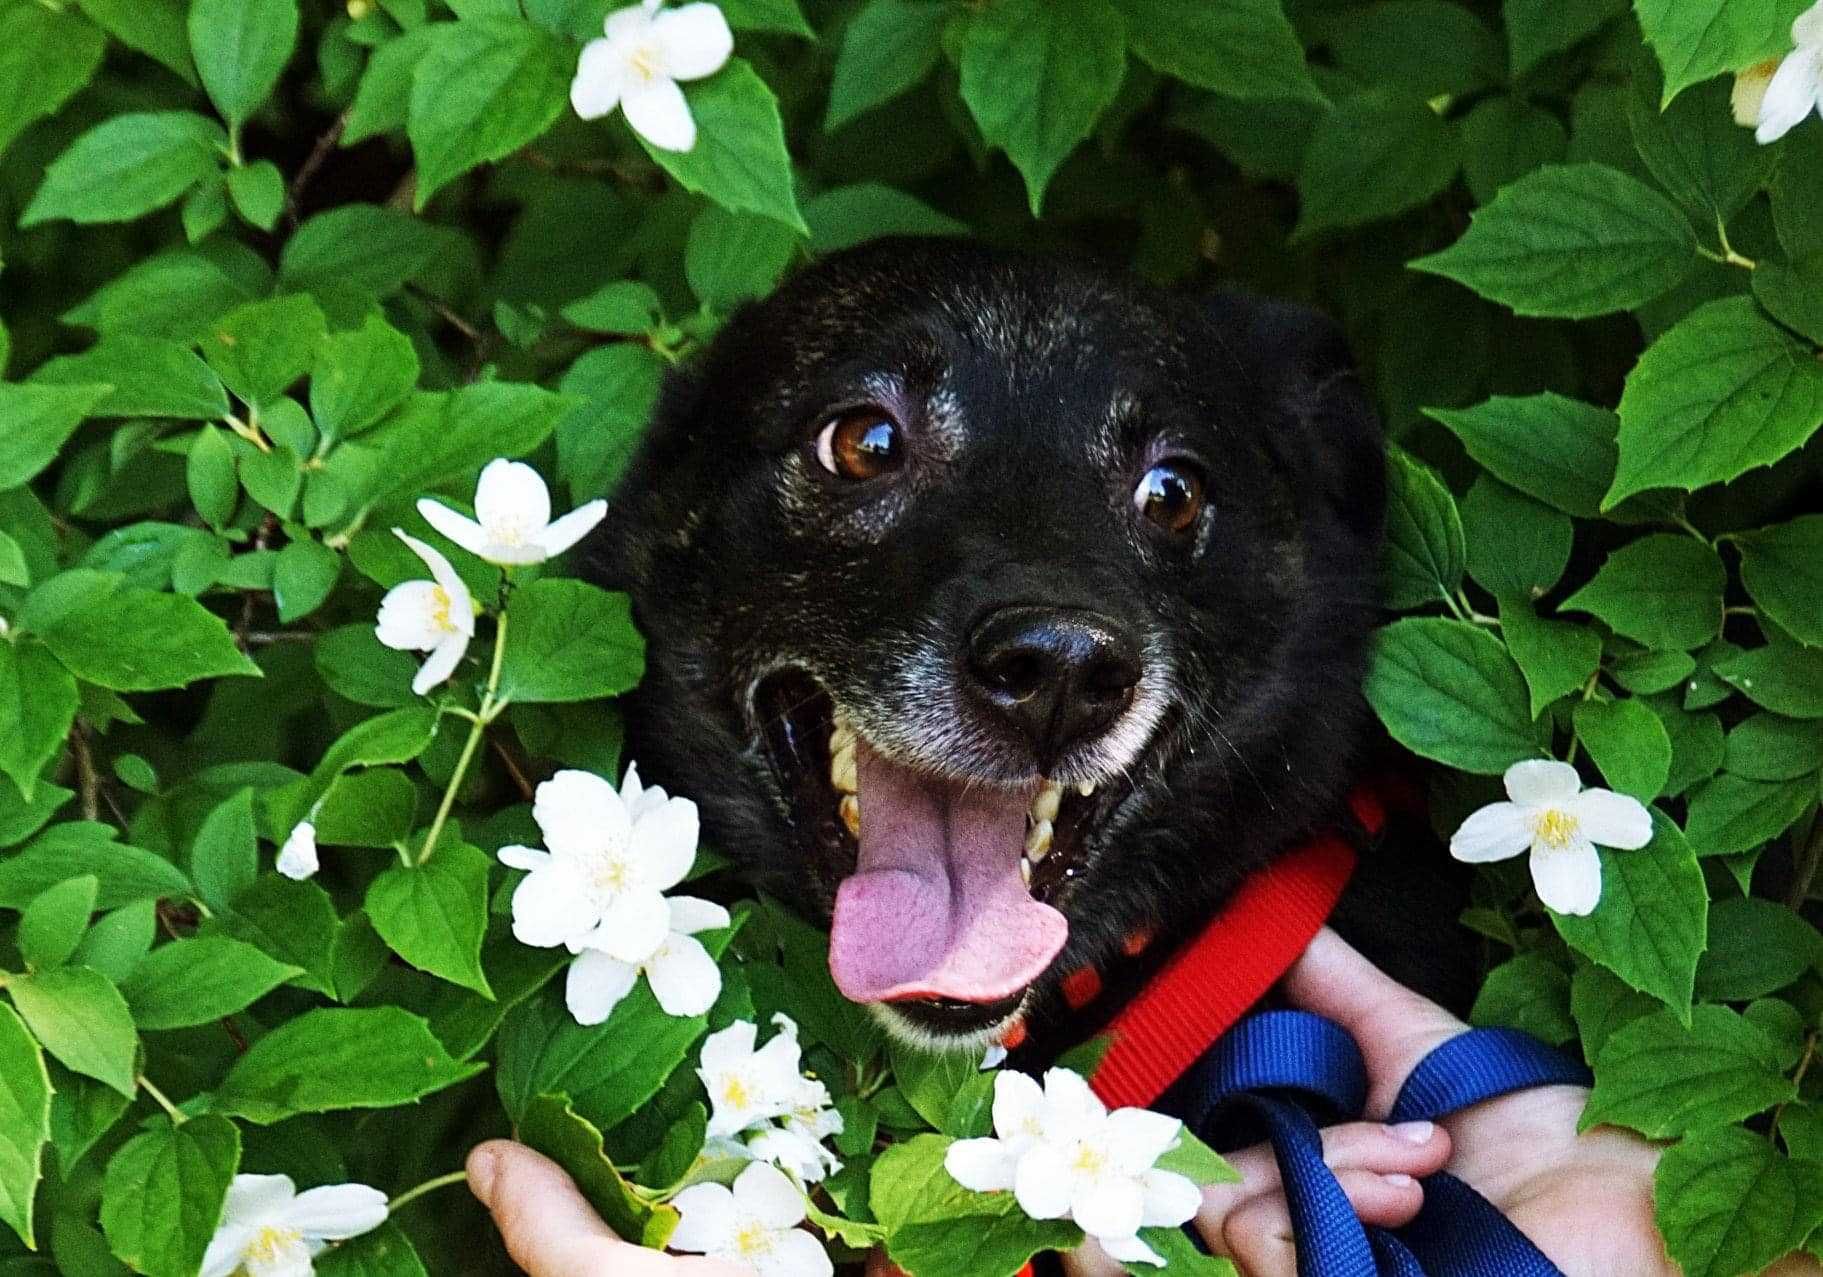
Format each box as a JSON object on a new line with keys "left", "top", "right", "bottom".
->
{"left": 286, "top": 112, "right": 348, "bottom": 229}
{"left": 491, "top": 734, "right": 536, "bottom": 801}
{"left": 70, "top": 724, "right": 100, "bottom": 822}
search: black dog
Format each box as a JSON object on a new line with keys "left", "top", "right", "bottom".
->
{"left": 588, "top": 239, "right": 1471, "bottom": 1051}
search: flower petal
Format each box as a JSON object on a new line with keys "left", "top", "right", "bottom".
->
{"left": 1012, "top": 1149, "right": 1073, "bottom": 1220}
{"left": 566, "top": 949, "right": 640, "bottom": 1025}
{"left": 509, "top": 862, "right": 599, "bottom": 948}
{"left": 1073, "top": 1171, "right": 1144, "bottom": 1244}
{"left": 1105, "top": 1108, "right": 1181, "bottom": 1175}
{"left": 945, "top": 1137, "right": 1018, "bottom": 1193}
{"left": 668, "top": 1183, "right": 738, "bottom": 1253}
{"left": 991, "top": 1069, "right": 1045, "bottom": 1140}
{"left": 473, "top": 458, "right": 551, "bottom": 534}
{"left": 411, "top": 632, "right": 469, "bottom": 695}
{"left": 1503, "top": 759, "right": 1581, "bottom": 805}
{"left": 393, "top": 531, "right": 474, "bottom": 635}
{"left": 1138, "top": 1168, "right": 1203, "bottom": 1228}
{"left": 533, "top": 769, "right": 630, "bottom": 861}
{"left": 375, "top": 580, "right": 445, "bottom": 652}
{"left": 496, "top": 845, "right": 550, "bottom": 873}
{"left": 276, "top": 822, "right": 318, "bottom": 881}
{"left": 414, "top": 499, "right": 490, "bottom": 561}
{"left": 604, "top": 1, "right": 653, "bottom": 42}
{"left": 668, "top": 895, "right": 732, "bottom": 935}
{"left": 1567, "top": 788, "right": 1652, "bottom": 850}
{"left": 646, "top": 933, "right": 722, "bottom": 1017}
{"left": 632, "top": 794, "right": 701, "bottom": 890}
{"left": 699, "top": 1020, "right": 757, "bottom": 1073}
{"left": 1449, "top": 801, "right": 1532, "bottom": 863}
{"left": 534, "top": 499, "right": 608, "bottom": 559}
{"left": 281, "top": 1183, "right": 388, "bottom": 1240}
{"left": 1795, "top": 1, "right": 1823, "bottom": 48}
{"left": 654, "top": 2, "right": 733, "bottom": 80}
{"left": 572, "top": 37, "right": 628, "bottom": 119}
{"left": 200, "top": 1224, "right": 258, "bottom": 1277}
{"left": 592, "top": 887, "right": 672, "bottom": 963}
{"left": 222, "top": 1173, "right": 296, "bottom": 1226}
{"left": 732, "top": 1162, "right": 805, "bottom": 1229}
{"left": 1532, "top": 842, "right": 1603, "bottom": 916}
{"left": 622, "top": 76, "right": 696, "bottom": 151}
{"left": 1040, "top": 1066, "right": 1106, "bottom": 1135}
{"left": 1758, "top": 49, "right": 1823, "bottom": 142}
{"left": 1098, "top": 1232, "right": 1166, "bottom": 1266}
{"left": 764, "top": 1228, "right": 834, "bottom": 1277}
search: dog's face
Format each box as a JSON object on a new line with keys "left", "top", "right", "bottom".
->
{"left": 589, "top": 240, "right": 1384, "bottom": 1048}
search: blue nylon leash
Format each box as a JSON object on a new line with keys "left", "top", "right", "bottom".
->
{"left": 1160, "top": 1010, "right": 1591, "bottom": 1276}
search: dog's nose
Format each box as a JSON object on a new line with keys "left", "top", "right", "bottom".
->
{"left": 965, "top": 606, "right": 1142, "bottom": 768}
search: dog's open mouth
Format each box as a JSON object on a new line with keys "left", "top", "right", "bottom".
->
{"left": 755, "top": 670, "right": 1106, "bottom": 1033}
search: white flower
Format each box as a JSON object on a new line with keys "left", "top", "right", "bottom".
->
{"left": 565, "top": 894, "right": 729, "bottom": 1024}
{"left": 1755, "top": 1, "right": 1823, "bottom": 143}
{"left": 945, "top": 1069, "right": 1201, "bottom": 1267}
{"left": 697, "top": 1016, "right": 809, "bottom": 1139}
{"left": 415, "top": 458, "right": 606, "bottom": 568}
{"left": 374, "top": 530, "right": 475, "bottom": 695}
{"left": 669, "top": 1162, "right": 832, "bottom": 1277}
{"left": 1449, "top": 759, "right": 1652, "bottom": 917}
{"left": 200, "top": 1174, "right": 387, "bottom": 1277}
{"left": 570, "top": 0, "right": 733, "bottom": 152}
{"left": 276, "top": 821, "right": 319, "bottom": 881}
{"left": 498, "top": 765, "right": 698, "bottom": 963}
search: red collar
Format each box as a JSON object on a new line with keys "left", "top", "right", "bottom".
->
{"left": 1086, "top": 785, "right": 1384, "bottom": 1110}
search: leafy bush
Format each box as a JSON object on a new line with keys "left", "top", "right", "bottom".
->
{"left": 1, "top": 0, "right": 1821, "bottom": 1274}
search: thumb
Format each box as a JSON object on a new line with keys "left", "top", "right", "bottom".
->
{"left": 1280, "top": 927, "right": 1469, "bottom": 1118}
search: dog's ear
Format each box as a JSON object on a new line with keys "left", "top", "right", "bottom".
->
{"left": 1201, "top": 292, "right": 1383, "bottom": 543}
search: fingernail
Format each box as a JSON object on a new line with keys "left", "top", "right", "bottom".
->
{"left": 1389, "top": 1120, "right": 1433, "bottom": 1145}
{"left": 469, "top": 1148, "right": 499, "bottom": 1207}
{"left": 1382, "top": 1173, "right": 1417, "bottom": 1188}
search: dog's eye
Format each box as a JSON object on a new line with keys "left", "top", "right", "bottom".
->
{"left": 1134, "top": 462, "right": 1205, "bottom": 534}
{"left": 814, "top": 410, "right": 902, "bottom": 481}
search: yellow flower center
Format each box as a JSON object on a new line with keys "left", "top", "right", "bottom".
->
{"left": 1071, "top": 1143, "right": 1107, "bottom": 1176}
{"left": 721, "top": 1075, "right": 751, "bottom": 1111}
{"left": 1531, "top": 807, "right": 1580, "bottom": 851}
{"left": 627, "top": 42, "right": 664, "bottom": 85}
{"left": 245, "top": 1225, "right": 303, "bottom": 1264}
{"left": 733, "top": 1222, "right": 776, "bottom": 1259}
{"left": 591, "top": 853, "right": 631, "bottom": 895}
{"left": 429, "top": 585, "right": 455, "bottom": 634}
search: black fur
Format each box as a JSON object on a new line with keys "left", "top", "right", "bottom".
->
{"left": 586, "top": 239, "right": 1471, "bottom": 1043}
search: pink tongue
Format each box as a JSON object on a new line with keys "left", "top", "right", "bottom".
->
{"left": 829, "top": 741, "right": 1069, "bottom": 1004}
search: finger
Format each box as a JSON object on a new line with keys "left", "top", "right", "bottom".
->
{"left": 468, "top": 1141, "right": 749, "bottom": 1277}
{"left": 1059, "top": 1238, "right": 1127, "bottom": 1277}
{"left": 1216, "top": 1169, "right": 1427, "bottom": 1277}
{"left": 1282, "top": 928, "right": 1469, "bottom": 1117}
{"left": 1194, "top": 1120, "right": 1450, "bottom": 1242}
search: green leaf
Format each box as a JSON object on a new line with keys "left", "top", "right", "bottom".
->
{"left": 1469, "top": 951, "right": 1575, "bottom": 1045}
{"left": 31, "top": 336, "right": 228, "bottom": 420}
{"left": 407, "top": 19, "right": 571, "bottom": 208}
{"left": 1753, "top": 252, "right": 1823, "bottom": 346}
{"left": 1379, "top": 448, "right": 1464, "bottom": 610}
{"left": 1411, "top": 163, "right": 1695, "bottom": 317}
{"left": 1684, "top": 773, "right": 1815, "bottom": 855}
{"left": 0, "top": 641, "right": 79, "bottom": 803}
{"left": 70, "top": 901, "right": 157, "bottom": 985}
{"left": 1724, "top": 712, "right": 1823, "bottom": 781}
{"left": 313, "top": 625, "right": 420, "bottom": 709}
{"left": 1504, "top": 0, "right": 1625, "bottom": 77}
{"left": 1295, "top": 89, "right": 1460, "bottom": 238}
{"left": 190, "top": 789, "right": 258, "bottom": 915}
{"left": 216, "top": 1007, "right": 485, "bottom": 1123}
{"left": 314, "top": 1222, "right": 428, "bottom": 1277}
{"left": 99, "top": 1116, "right": 239, "bottom": 1277}
{"left": 0, "top": 824, "right": 190, "bottom": 911}
{"left": 366, "top": 842, "right": 494, "bottom": 996}
{"left": 1118, "top": 0, "right": 1319, "bottom": 103}
{"left": 518, "top": 1095, "right": 679, "bottom": 1248}
{"left": 186, "top": 426, "right": 238, "bottom": 531}
{"left": 1713, "top": 642, "right": 1823, "bottom": 718}
{"left": 208, "top": 876, "right": 339, "bottom": 997}
{"left": 1655, "top": 1126, "right": 1823, "bottom": 1277}
{"left": 62, "top": 247, "right": 264, "bottom": 344}
{"left": 1695, "top": 896, "right": 1823, "bottom": 1002}
{"left": 639, "top": 60, "right": 807, "bottom": 232}
{"left": 497, "top": 579, "right": 646, "bottom": 705}
{"left": 1500, "top": 600, "right": 1603, "bottom": 719}
{"left": 345, "top": 25, "right": 438, "bottom": 145}
{"left": 279, "top": 204, "right": 444, "bottom": 300}
{"left": 802, "top": 184, "right": 968, "bottom": 254}
{"left": 18, "top": 876, "right": 98, "bottom": 971}
{"left": 1462, "top": 479, "right": 1571, "bottom": 601}
{"left": 1573, "top": 699, "right": 1672, "bottom": 800}
{"left": 888, "top": 1041, "right": 981, "bottom": 1134}
{"left": 555, "top": 344, "right": 664, "bottom": 499}
{"left": 272, "top": 538, "right": 341, "bottom": 624}
{"left": 685, "top": 206, "right": 803, "bottom": 312}
{"left": 226, "top": 159, "right": 285, "bottom": 230}
{"left": 958, "top": 0, "right": 1128, "bottom": 216}
{"left": 1324, "top": 1, "right": 1501, "bottom": 99}
{"left": 1571, "top": 960, "right": 1661, "bottom": 1061}
{"left": 189, "top": 0, "right": 298, "bottom": 126}
{"left": 1553, "top": 809, "right": 1706, "bottom": 1019}
{"left": 37, "top": 580, "right": 259, "bottom": 691}
{"left": 198, "top": 294, "right": 328, "bottom": 408}
{"left": 1607, "top": 297, "right": 1823, "bottom": 508}
{"left": 1734, "top": 516, "right": 1823, "bottom": 649}
{"left": 1635, "top": 0, "right": 1812, "bottom": 105}
{"left": 20, "top": 112, "right": 224, "bottom": 227}
{"left": 0, "top": 1002, "right": 50, "bottom": 1249}
{"left": 6, "top": 967, "right": 138, "bottom": 1097}
{"left": 1629, "top": 71, "right": 1773, "bottom": 224}
{"left": 368, "top": 381, "right": 569, "bottom": 507}
{"left": 1560, "top": 534, "right": 1725, "bottom": 651}
{"left": 1586, "top": 1005, "right": 1794, "bottom": 1137}
{"left": 560, "top": 281, "right": 663, "bottom": 336}
{"left": 1363, "top": 617, "right": 1544, "bottom": 774}
{"left": 311, "top": 316, "right": 420, "bottom": 443}
{"left": 872, "top": 1134, "right": 1080, "bottom": 1276}
{"left": 825, "top": 0, "right": 945, "bottom": 130}
{"left": 1425, "top": 393, "right": 1618, "bottom": 519}
{"left": 1612, "top": 649, "right": 1697, "bottom": 696}
{"left": 74, "top": 0, "right": 195, "bottom": 83}
{"left": 1460, "top": 95, "right": 1568, "bottom": 206}
{"left": 120, "top": 937, "right": 300, "bottom": 1029}
{"left": 0, "top": 6, "right": 104, "bottom": 159}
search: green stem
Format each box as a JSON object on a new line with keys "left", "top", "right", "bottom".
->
{"left": 414, "top": 613, "right": 509, "bottom": 866}
{"left": 388, "top": 1169, "right": 469, "bottom": 1212}
{"left": 139, "top": 1076, "right": 187, "bottom": 1124}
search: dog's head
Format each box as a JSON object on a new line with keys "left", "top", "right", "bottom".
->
{"left": 588, "top": 239, "right": 1383, "bottom": 1048}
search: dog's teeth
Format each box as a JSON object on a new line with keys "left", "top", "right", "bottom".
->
{"left": 839, "top": 794, "right": 861, "bottom": 837}
{"left": 1030, "top": 781, "right": 1062, "bottom": 824}
{"left": 1019, "top": 857, "right": 1033, "bottom": 887}
{"left": 830, "top": 742, "right": 857, "bottom": 794}
{"left": 1076, "top": 780, "right": 1096, "bottom": 797}
{"left": 830, "top": 721, "right": 856, "bottom": 756}
{"left": 1024, "top": 819, "right": 1053, "bottom": 861}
